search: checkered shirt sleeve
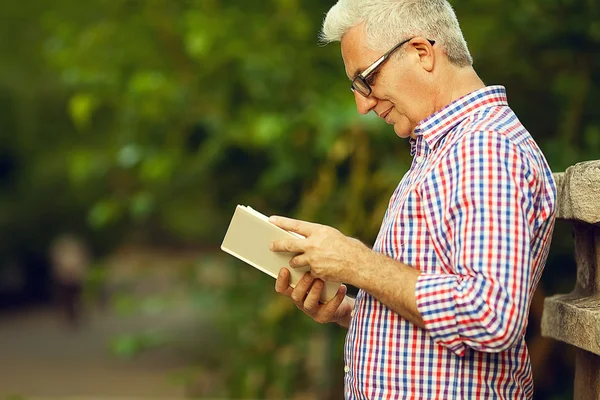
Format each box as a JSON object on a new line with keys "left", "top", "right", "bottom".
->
{"left": 415, "top": 129, "right": 545, "bottom": 356}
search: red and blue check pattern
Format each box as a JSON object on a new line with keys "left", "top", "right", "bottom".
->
{"left": 344, "top": 86, "right": 556, "bottom": 399}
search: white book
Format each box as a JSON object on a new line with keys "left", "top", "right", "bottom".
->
{"left": 221, "top": 205, "right": 342, "bottom": 303}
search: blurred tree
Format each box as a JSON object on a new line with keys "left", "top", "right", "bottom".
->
{"left": 38, "top": 0, "right": 410, "bottom": 246}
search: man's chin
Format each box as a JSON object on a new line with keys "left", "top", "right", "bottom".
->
{"left": 393, "top": 124, "right": 413, "bottom": 139}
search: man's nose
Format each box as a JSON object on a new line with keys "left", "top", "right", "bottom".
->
{"left": 353, "top": 90, "right": 377, "bottom": 115}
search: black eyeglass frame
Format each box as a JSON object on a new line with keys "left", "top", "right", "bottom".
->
{"left": 351, "top": 37, "right": 435, "bottom": 97}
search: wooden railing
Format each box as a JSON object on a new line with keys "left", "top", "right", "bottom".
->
{"left": 541, "top": 160, "right": 600, "bottom": 400}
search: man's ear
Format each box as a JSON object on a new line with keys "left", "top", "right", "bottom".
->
{"left": 411, "top": 38, "right": 435, "bottom": 72}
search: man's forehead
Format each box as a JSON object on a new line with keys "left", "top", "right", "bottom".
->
{"left": 340, "top": 24, "right": 371, "bottom": 80}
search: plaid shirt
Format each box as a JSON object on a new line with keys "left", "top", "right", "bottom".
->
{"left": 344, "top": 86, "right": 556, "bottom": 399}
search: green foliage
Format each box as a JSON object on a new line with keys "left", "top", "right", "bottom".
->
{"left": 187, "top": 255, "right": 331, "bottom": 398}
{"left": 17, "top": 0, "right": 598, "bottom": 248}
{"left": 35, "top": 0, "right": 406, "bottom": 245}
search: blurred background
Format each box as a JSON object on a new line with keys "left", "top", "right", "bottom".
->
{"left": 0, "top": 0, "right": 598, "bottom": 399}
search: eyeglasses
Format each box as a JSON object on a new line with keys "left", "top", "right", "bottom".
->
{"left": 351, "top": 37, "right": 435, "bottom": 98}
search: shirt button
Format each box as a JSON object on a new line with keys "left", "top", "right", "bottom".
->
{"left": 416, "top": 156, "right": 424, "bottom": 163}
{"left": 350, "top": 309, "right": 355, "bottom": 318}
{"left": 344, "top": 365, "right": 350, "bottom": 373}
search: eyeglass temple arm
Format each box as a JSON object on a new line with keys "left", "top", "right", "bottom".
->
{"left": 359, "top": 39, "right": 435, "bottom": 79}
{"left": 360, "top": 55, "right": 386, "bottom": 78}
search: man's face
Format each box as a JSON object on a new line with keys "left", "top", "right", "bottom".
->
{"left": 341, "top": 25, "right": 434, "bottom": 139}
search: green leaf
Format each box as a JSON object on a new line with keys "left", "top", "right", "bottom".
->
{"left": 68, "top": 93, "right": 98, "bottom": 131}
{"left": 88, "top": 198, "right": 122, "bottom": 229}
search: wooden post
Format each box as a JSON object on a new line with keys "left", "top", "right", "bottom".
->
{"left": 541, "top": 160, "right": 600, "bottom": 400}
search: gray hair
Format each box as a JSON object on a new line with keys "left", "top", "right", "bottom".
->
{"left": 320, "top": 0, "right": 473, "bottom": 67}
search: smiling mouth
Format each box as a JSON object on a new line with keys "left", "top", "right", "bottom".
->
{"left": 380, "top": 108, "right": 393, "bottom": 120}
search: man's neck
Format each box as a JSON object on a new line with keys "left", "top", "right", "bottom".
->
{"left": 412, "top": 66, "right": 486, "bottom": 139}
{"left": 437, "top": 66, "right": 485, "bottom": 111}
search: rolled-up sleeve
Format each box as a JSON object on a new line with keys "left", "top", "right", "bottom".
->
{"left": 415, "top": 130, "right": 537, "bottom": 357}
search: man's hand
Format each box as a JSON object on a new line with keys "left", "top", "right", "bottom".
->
{"left": 269, "top": 215, "right": 424, "bottom": 329}
{"left": 275, "top": 268, "right": 354, "bottom": 327}
{"left": 269, "top": 215, "right": 367, "bottom": 284}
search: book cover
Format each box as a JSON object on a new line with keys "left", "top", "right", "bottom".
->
{"left": 221, "top": 205, "right": 341, "bottom": 303}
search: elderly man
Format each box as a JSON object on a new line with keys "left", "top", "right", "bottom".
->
{"left": 270, "top": 0, "right": 556, "bottom": 398}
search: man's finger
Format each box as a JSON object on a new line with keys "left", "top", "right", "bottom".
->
{"left": 270, "top": 239, "right": 305, "bottom": 253}
{"left": 303, "top": 279, "right": 324, "bottom": 315}
{"left": 322, "top": 284, "right": 347, "bottom": 314}
{"left": 289, "top": 254, "right": 310, "bottom": 269}
{"left": 275, "top": 268, "right": 292, "bottom": 294}
{"left": 269, "top": 215, "right": 319, "bottom": 236}
{"left": 290, "top": 272, "right": 314, "bottom": 305}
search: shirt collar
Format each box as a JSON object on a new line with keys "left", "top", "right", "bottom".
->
{"left": 409, "top": 85, "right": 508, "bottom": 156}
